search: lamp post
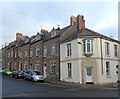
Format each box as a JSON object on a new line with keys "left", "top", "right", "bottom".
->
{"left": 78, "top": 42, "right": 84, "bottom": 88}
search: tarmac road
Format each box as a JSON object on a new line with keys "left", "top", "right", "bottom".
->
{"left": 2, "top": 75, "right": 119, "bottom": 98}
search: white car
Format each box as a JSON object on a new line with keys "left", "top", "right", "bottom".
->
{"left": 24, "top": 70, "right": 44, "bottom": 82}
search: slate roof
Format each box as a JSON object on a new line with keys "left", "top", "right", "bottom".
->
{"left": 61, "top": 28, "right": 120, "bottom": 44}
{"left": 59, "top": 25, "right": 71, "bottom": 34}
{"left": 43, "top": 25, "right": 71, "bottom": 42}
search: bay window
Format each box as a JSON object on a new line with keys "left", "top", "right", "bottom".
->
{"left": 83, "top": 39, "right": 93, "bottom": 54}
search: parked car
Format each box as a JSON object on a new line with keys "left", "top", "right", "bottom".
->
{"left": 23, "top": 70, "right": 44, "bottom": 82}
{"left": 0, "top": 67, "right": 4, "bottom": 74}
{"left": 2, "top": 69, "right": 13, "bottom": 75}
{"left": 11, "top": 70, "right": 24, "bottom": 79}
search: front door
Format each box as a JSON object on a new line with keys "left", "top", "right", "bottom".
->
{"left": 44, "top": 65, "right": 47, "bottom": 78}
{"left": 19, "top": 63, "right": 23, "bottom": 70}
{"left": 86, "top": 67, "right": 93, "bottom": 84}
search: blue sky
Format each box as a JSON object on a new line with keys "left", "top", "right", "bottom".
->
{"left": 0, "top": 2, "right": 118, "bottom": 47}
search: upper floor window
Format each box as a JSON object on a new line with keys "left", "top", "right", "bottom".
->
{"left": 106, "top": 62, "right": 110, "bottom": 76}
{"left": 18, "top": 50, "right": 21, "bottom": 58}
{"left": 25, "top": 50, "right": 28, "bottom": 57}
{"left": 30, "top": 50, "right": 33, "bottom": 57}
{"left": 44, "top": 48, "right": 47, "bottom": 57}
{"left": 83, "top": 39, "right": 93, "bottom": 54}
{"left": 114, "top": 45, "right": 117, "bottom": 57}
{"left": 51, "top": 46, "right": 55, "bottom": 55}
{"left": 11, "top": 51, "right": 13, "bottom": 57}
{"left": 8, "top": 52, "right": 10, "bottom": 58}
{"left": 67, "top": 43, "right": 71, "bottom": 57}
{"left": 15, "top": 51, "right": 17, "bottom": 58}
{"left": 20, "top": 51, "right": 22, "bottom": 58}
{"left": 51, "top": 31, "right": 56, "bottom": 38}
{"left": 36, "top": 48, "right": 39, "bottom": 57}
{"left": 105, "top": 42, "right": 110, "bottom": 56}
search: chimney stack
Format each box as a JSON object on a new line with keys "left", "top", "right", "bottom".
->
{"left": 41, "top": 29, "right": 48, "bottom": 34}
{"left": 16, "top": 33, "right": 23, "bottom": 41}
{"left": 70, "top": 16, "right": 77, "bottom": 26}
{"left": 77, "top": 14, "right": 85, "bottom": 30}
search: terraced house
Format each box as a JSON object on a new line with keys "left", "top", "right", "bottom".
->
{"left": 60, "top": 14, "right": 120, "bottom": 84}
{"left": 2, "top": 25, "right": 70, "bottom": 80}
{"left": 2, "top": 14, "right": 120, "bottom": 83}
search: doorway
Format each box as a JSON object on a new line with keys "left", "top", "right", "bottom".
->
{"left": 44, "top": 64, "right": 47, "bottom": 79}
{"left": 85, "top": 67, "right": 93, "bottom": 84}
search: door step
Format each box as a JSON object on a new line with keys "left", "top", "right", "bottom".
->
{"left": 86, "top": 82, "right": 94, "bottom": 84}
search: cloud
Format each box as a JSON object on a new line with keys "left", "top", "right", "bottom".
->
{"left": 94, "top": 14, "right": 118, "bottom": 31}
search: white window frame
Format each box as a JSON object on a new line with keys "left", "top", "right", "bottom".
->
{"left": 105, "top": 42, "right": 110, "bottom": 56}
{"left": 66, "top": 43, "right": 71, "bottom": 57}
{"left": 83, "top": 39, "right": 93, "bottom": 54}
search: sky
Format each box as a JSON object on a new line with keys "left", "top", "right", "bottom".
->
{"left": 0, "top": 1, "right": 118, "bottom": 48}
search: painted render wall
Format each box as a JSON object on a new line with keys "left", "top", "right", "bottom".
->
{"left": 60, "top": 37, "right": 119, "bottom": 84}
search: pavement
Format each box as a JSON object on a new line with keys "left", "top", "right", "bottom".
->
{"left": 44, "top": 79, "right": 120, "bottom": 89}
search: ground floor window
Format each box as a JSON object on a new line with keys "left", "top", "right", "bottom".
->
{"left": 68, "top": 63, "right": 72, "bottom": 78}
{"left": 24, "top": 63, "right": 28, "bottom": 70}
{"left": 35, "top": 63, "right": 40, "bottom": 70}
{"left": 51, "top": 62, "right": 56, "bottom": 73}
{"left": 106, "top": 62, "right": 110, "bottom": 76}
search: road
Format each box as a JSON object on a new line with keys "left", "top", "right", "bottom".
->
{"left": 2, "top": 75, "right": 119, "bottom": 98}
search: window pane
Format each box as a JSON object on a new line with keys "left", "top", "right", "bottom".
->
{"left": 87, "top": 42, "right": 90, "bottom": 52}
{"left": 51, "top": 66, "right": 55, "bottom": 73}
{"left": 84, "top": 39, "right": 93, "bottom": 53}
{"left": 106, "top": 62, "right": 110, "bottom": 76}
{"left": 83, "top": 40, "right": 86, "bottom": 53}
{"left": 114, "top": 45, "right": 117, "bottom": 57}
{"left": 52, "top": 46, "right": 55, "bottom": 55}
{"left": 105, "top": 43, "right": 109, "bottom": 55}
{"left": 68, "top": 63, "right": 72, "bottom": 77}
{"left": 44, "top": 48, "right": 47, "bottom": 57}
{"left": 67, "top": 43, "right": 71, "bottom": 56}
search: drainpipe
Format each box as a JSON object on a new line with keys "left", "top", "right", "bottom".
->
{"left": 42, "top": 40, "right": 44, "bottom": 75}
{"left": 100, "top": 37, "right": 103, "bottom": 74}
{"left": 59, "top": 37, "right": 60, "bottom": 81}
{"left": 28, "top": 42, "right": 30, "bottom": 69}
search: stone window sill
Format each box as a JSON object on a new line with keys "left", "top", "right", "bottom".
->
{"left": 67, "top": 77, "right": 72, "bottom": 79}
{"left": 106, "top": 76, "right": 111, "bottom": 78}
